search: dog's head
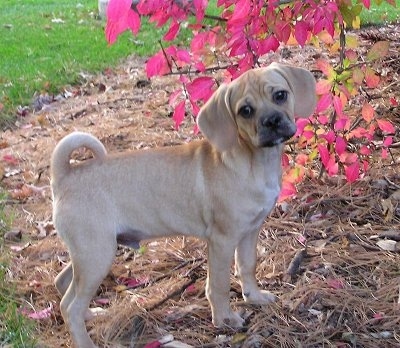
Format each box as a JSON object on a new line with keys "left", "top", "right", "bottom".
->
{"left": 197, "top": 63, "right": 316, "bottom": 151}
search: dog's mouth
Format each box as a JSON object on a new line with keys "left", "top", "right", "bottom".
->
{"left": 257, "top": 113, "right": 296, "bottom": 148}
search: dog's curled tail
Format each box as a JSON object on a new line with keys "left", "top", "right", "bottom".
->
{"left": 51, "top": 131, "right": 107, "bottom": 181}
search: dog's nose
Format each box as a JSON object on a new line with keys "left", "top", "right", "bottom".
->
{"left": 261, "top": 113, "right": 283, "bottom": 129}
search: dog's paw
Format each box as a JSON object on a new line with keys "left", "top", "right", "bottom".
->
{"left": 243, "top": 289, "right": 277, "bottom": 304}
{"left": 213, "top": 311, "right": 245, "bottom": 328}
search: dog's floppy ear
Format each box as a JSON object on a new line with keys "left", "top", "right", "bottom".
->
{"left": 197, "top": 83, "right": 238, "bottom": 152}
{"left": 271, "top": 63, "right": 317, "bottom": 118}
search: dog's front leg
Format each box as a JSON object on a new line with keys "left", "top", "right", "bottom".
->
{"left": 207, "top": 237, "right": 244, "bottom": 328}
{"left": 235, "top": 231, "right": 277, "bottom": 304}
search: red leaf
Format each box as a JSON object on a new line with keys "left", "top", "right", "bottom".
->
{"left": 186, "top": 77, "right": 215, "bottom": 102}
{"left": 322, "top": 130, "right": 335, "bottom": 144}
{"left": 176, "top": 49, "right": 191, "bottom": 64}
{"left": 22, "top": 304, "right": 53, "bottom": 320}
{"left": 345, "top": 161, "right": 360, "bottom": 183}
{"left": 193, "top": 0, "right": 206, "bottom": 22}
{"left": 317, "top": 144, "right": 330, "bottom": 167}
{"left": 377, "top": 119, "right": 395, "bottom": 134}
{"left": 258, "top": 35, "right": 279, "bottom": 55}
{"left": 3, "top": 154, "right": 19, "bottom": 165}
{"left": 105, "top": 0, "right": 141, "bottom": 44}
{"left": 327, "top": 278, "right": 345, "bottom": 289}
{"left": 231, "top": 0, "right": 251, "bottom": 22}
{"left": 316, "top": 92, "right": 332, "bottom": 112}
{"left": 278, "top": 180, "right": 297, "bottom": 202}
{"left": 144, "top": 341, "right": 161, "bottom": 348}
{"left": 294, "top": 20, "right": 309, "bottom": 47}
{"left": 335, "top": 136, "right": 347, "bottom": 155}
{"left": 359, "top": 145, "right": 371, "bottom": 155}
{"left": 361, "top": 103, "right": 374, "bottom": 122}
{"left": 361, "top": 0, "right": 371, "bottom": 9}
{"left": 383, "top": 136, "right": 393, "bottom": 147}
{"left": 390, "top": 97, "right": 398, "bottom": 106}
{"left": 333, "top": 95, "right": 344, "bottom": 117}
{"left": 365, "top": 67, "right": 380, "bottom": 88}
{"left": 164, "top": 21, "right": 180, "bottom": 41}
{"left": 172, "top": 100, "right": 186, "bottom": 129}
{"left": 146, "top": 51, "right": 170, "bottom": 78}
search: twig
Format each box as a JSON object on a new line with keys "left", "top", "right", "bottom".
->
{"left": 127, "top": 257, "right": 204, "bottom": 290}
{"left": 147, "top": 277, "right": 197, "bottom": 311}
{"left": 285, "top": 248, "right": 307, "bottom": 281}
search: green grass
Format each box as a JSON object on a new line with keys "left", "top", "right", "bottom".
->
{"left": 0, "top": 191, "right": 36, "bottom": 347}
{"left": 0, "top": 0, "right": 398, "bottom": 125}
{"left": 0, "top": 0, "right": 167, "bottom": 124}
{"left": 359, "top": 0, "right": 400, "bottom": 25}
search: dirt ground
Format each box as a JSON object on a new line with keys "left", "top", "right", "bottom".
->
{"left": 1, "top": 24, "right": 400, "bottom": 347}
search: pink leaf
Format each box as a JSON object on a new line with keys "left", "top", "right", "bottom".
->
{"left": 359, "top": 145, "right": 371, "bottom": 155}
{"left": 383, "top": 136, "right": 393, "bottom": 147}
{"left": 390, "top": 97, "right": 398, "bottom": 106}
{"left": 176, "top": 49, "right": 191, "bottom": 63}
{"left": 373, "top": 312, "right": 384, "bottom": 320}
{"left": 335, "top": 136, "right": 347, "bottom": 155}
{"left": 164, "top": 21, "right": 180, "bottom": 41}
{"left": 144, "top": 341, "right": 161, "bottom": 348}
{"left": 118, "top": 276, "right": 147, "bottom": 288}
{"left": 105, "top": 0, "right": 141, "bottom": 45}
{"left": 172, "top": 100, "right": 186, "bottom": 129}
{"left": 3, "top": 154, "right": 19, "bottom": 165}
{"left": 146, "top": 51, "right": 171, "bottom": 78}
{"left": 193, "top": 0, "right": 207, "bottom": 22}
{"left": 322, "top": 130, "right": 335, "bottom": 144}
{"left": 361, "top": 0, "right": 371, "bottom": 9}
{"left": 316, "top": 92, "right": 332, "bottom": 112}
{"left": 278, "top": 180, "right": 297, "bottom": 202}
{"left": 333, "top": 95, "right": 344, "bottom": 117}
{"left": 334, "top": 117, "right": 349, "bottom": 131}
{"left": 327, "top": 278, "right": 345, "bottom": 289}
{"left": 186, "top": 77, "right": 215, "bottom": 102}
{"left": 23, "top": 304, "right": 53, "bottom": 320}
{"left": 294, "top": 20, "right": 309, "bottom": 46}
{"left": 345, "top": 161, "right": 360, "bottom": 183}
{"left": 377, "top": 119, "right": 395, "bottom": 134}
{"left": 317, "top": 144, "right": 330, "bottom": 167}
{"left": 258, "top": 35, "right": 280, "bottom": 55}
{"left": 231, "top": 0, "right": 251, "bottom": 22}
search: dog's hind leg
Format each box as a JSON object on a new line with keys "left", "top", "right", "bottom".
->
{"left": 235, "top": 231, "right": 277, "bottom": 304}
{"left": 60, "top": 235, "right": 117, "bottom": 348}
{"left": 55, "top": 262, "right": 73, "bottom": 296}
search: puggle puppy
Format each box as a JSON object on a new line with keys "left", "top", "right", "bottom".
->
{"left": 51, "top": 63, "right": 316, "bottom": 348}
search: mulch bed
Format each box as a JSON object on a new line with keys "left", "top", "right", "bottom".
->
{"left": 1, "top": 23, "right": 399, "bottom": 347}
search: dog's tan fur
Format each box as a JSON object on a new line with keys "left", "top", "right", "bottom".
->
{"left": 51, "top": 63, "right": 316, "bottom": 348}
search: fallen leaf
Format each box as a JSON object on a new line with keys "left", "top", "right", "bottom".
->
{"left": 4, "top": 229, "right": 22, "bottom": 241}
{"left": 376, "top": 239, "right": 397, "bottom": 252}
{"left": 327, "top": 278, "right": 345, "bottom": 289}
{"left": 3, "top": 154, "right": 19, "bottom": 166}
{"left": 381, "top": 198, "right": 394, "bottom": 222}
{"left": 22, "top": 304, "right": 53, "bottom": 320}
{"left": 9, "top": 242, "right": 31, "bottom": 252}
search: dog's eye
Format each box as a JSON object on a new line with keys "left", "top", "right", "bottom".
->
{"left": 273, "top": 90, "right": 288, "bottom": 104}
{"left": 239, "top": 105, "right": 254, "bottom": 119}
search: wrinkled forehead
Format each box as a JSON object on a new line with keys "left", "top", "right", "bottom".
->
{"left": 235, "top": 68, "right": 292, "bottom": 98}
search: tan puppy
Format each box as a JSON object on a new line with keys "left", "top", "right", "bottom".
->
{"left": 51, "top": 63, "right": 316, "bottom": 348}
